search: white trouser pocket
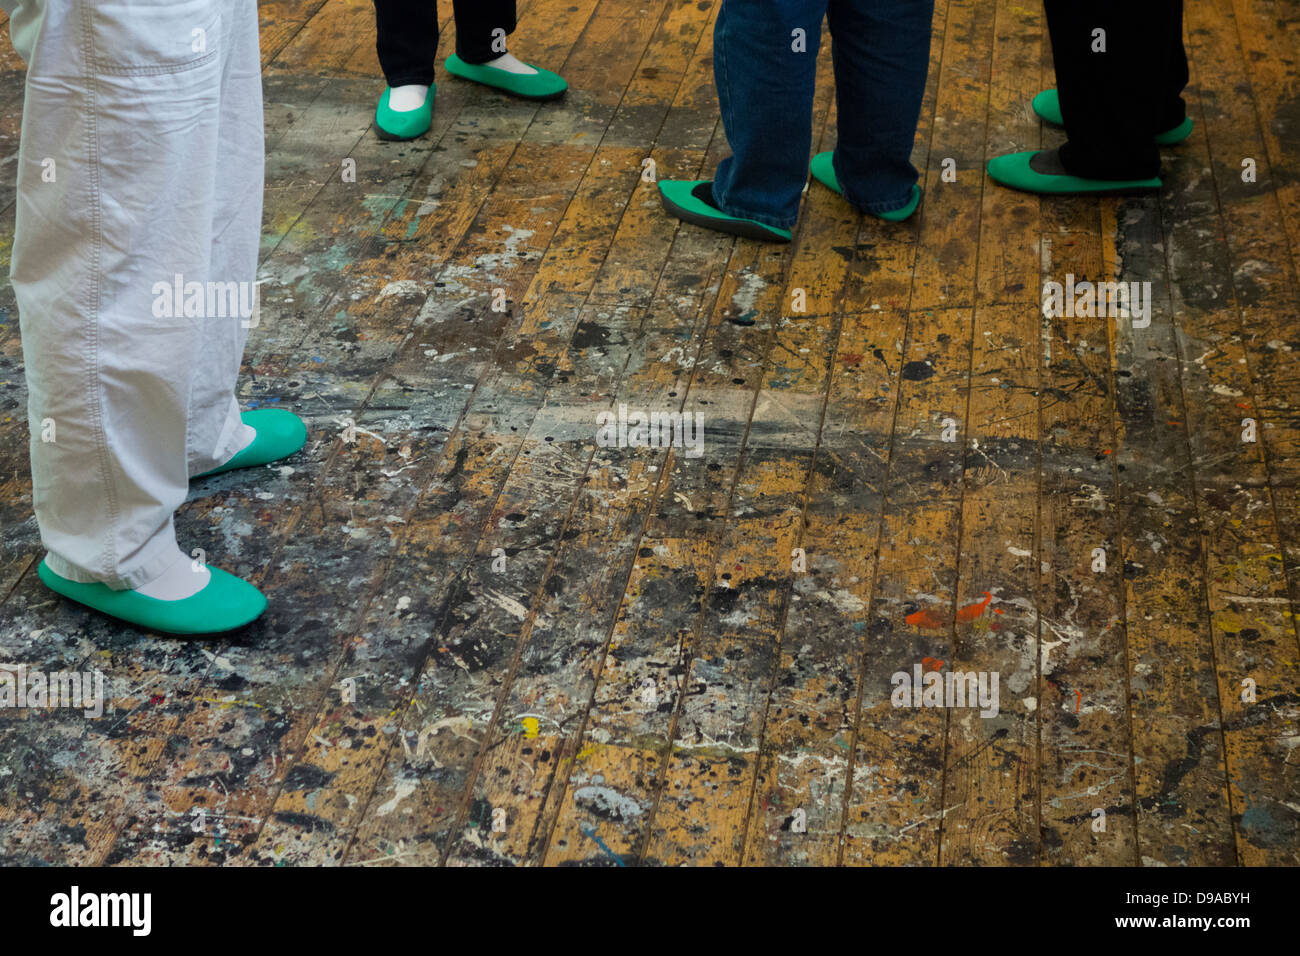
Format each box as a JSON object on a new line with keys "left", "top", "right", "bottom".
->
{"left": 85, "top": 0, "right": 222, "bottom": 75}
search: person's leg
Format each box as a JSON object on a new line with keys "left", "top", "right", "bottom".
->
{"left": 824, "top": 0, "right": 933, "bottom": 215}
{"left": 13, "top": 0, "right": 222, "bottom": 590}
{"left": 443, "top": 0, "right": 567, "bottom": 98}
{"left": 453, "top": 0, "right": 516, "bottom": 65}
{"left": 372, "top": 0, "right": 437, "bottom": 138}
{"left": 1046, "top": 0, "right": 1166, "bottom": 180}
{"left": 187, "top": 0, "right": 264, "bottom": 481}
{"left": 1032, "top": 0, "right": 1188, "bottom": 145}
{"left": 374, "top": 0, "right": 440, "bottom": 87}
{"left": 185, "top": 0, "right": 306, "bottom": 483}
{"left": 1155, "top": 0, "right": 1188, "bottom": 134}
{"left": 9, "top": 0, "right": 265, "bottom": 630}
{"left": 992, "top": 0, "right": 1174, "bottom": 193}
{"left": 711, "top": 0, "right": 827, "bottom": 231}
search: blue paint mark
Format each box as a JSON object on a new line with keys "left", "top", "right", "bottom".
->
{"left": 580, "top": 824, "right": 625, "bottom": 867}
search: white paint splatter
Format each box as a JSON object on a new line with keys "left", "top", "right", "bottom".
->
{"left": 375, "top": 778, "right": 417, "bottom": 816}
{"left": 573, "top": 784, "right": 643, "bottom": 821}
{"left": 729, "top": 271, "right": 766, "bottom": 314}
{"left": 376, "top": 279, "right": 424, "bottom": 301}
{"left": 200, "top": 648, "right": 237, "bottom": 672}
{"left": 484, "top": 588, "right": 528, "bottom": 620}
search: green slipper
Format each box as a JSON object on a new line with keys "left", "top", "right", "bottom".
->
{"left": 657, "top": 180, "right": 792, "bottom": 242}
{"left": 375, "top": 84, "right": 434, "bottom": 141}
{"left": 1031, "top": 89, "right": 1194, "bottom": 146}
{"left": 193, "top": 408, "right": 307, "bottom": 480}
{"left": 38, "top": 559, "right": 267, "bottom": 636}
{"left": 809, "top": 151, "right": 922, "bottom": 222}
{"left": 986, "top": 149, "right": 1162, "bottom": 195}
{"left": 443, "top": 54, "right": 567, "bottom": 100}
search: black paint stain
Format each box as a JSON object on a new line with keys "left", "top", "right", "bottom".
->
{"left": 901, "top": 360, "right": 935, "bottom": 381}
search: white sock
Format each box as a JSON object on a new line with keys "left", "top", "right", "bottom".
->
{"left": 231, "top": 422, "right": 256, "bottom": 455}
{"left": 481, "top": 52, "right": 537, "bottom": 75}
{"left": 388, "top": 84, "right": 431, "bottom": 111}
{"left": 136, "top": 550, "right": 211, "bottom": 601}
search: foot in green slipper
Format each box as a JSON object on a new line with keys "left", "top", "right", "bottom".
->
{"left": 657, "top": 180, "right": 792, "bottom": 242}
{"left": 193, "top": 408, "right": 307, "bottom": 480}
{"left": 986, "top": 148, "right": 1162, "bottom": 195}
{"left": 444, "top": 53, "right": 567, "bottom": 100}
{"left": 809, "top": 151, "right": 922, "bottom": 222}
{"left": 375, "top": 84, "right": 434, "bottom": 141}
{"left": 1031, "top": 89, "right": 1194, "bottom": 146}
{"left": 38, "top": 558, "right": 267, "bottom": 636}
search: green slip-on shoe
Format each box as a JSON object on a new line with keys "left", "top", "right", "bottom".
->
{"left": 657, "top": 179, "right": 792, "bottom": 243}
{"left": 986, "top": 149, "right": 1162, "bottom": 195}
{"left": 1031, "top": 89, "right": 1194, "bottom": 146}
{"left": 375, "top": 84, "right": 434, "bottom": 141}
{"left": 38, "top": 559, "right": 267, "bottom": 636}
{"left": 193, "top": 408, "right": 307, "bottom": 480}
{"left": 809, "top": 151, "right": 922, "bottom": 222}
{"left": 443, "top": 54, "right": 567, "bottom": 100}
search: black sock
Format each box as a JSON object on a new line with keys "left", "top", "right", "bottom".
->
{"left": 1028, "top": 148, "right": 1070, "bottom": 176}
{"left": 691, "top": 181, "right": 719, "bottom": 209}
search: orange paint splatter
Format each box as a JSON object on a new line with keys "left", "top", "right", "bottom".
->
{"left": 994, "top": 607, "right": 1005, "bottom": 615}
{"left": 922, "top": 657, "right": 944, "bottom": 672}
{"left": 907, "top": 591, "right": 995, "bottom": 628}
{"left": 905, "top": 608, "right": 945, "bottom": 629}
{"left": 955, "top": 591, "right": 993, "bottom": 623}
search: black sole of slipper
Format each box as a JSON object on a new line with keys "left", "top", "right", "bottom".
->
{"left": 658, "top": 192, "right": 790, "bottom": 243}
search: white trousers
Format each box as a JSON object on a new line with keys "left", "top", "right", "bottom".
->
{"left": 5, "top": 0, "right": 264, "bottom": 589}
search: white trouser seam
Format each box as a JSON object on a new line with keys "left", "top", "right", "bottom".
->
{"left": 78, "top": 0, "right": 121, "bottom": 580}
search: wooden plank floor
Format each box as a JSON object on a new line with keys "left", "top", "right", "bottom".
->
{"left": 0, "top": 0, "right": 1297, "bottom": 866}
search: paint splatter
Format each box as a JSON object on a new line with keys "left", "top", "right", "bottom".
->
{"left": 580, "top": 824, "right": 626, "bottom": 867}
{"left": 573, "top": 785, "right": 643, "bottom": 821}
{"left": 922, "top": 657, "right": 944, "bottom": 672}
{"left": 905, "top": 607, "right": 945, "bottom": 629}
{"left": 904, "top": 590, "right": 993, "bottom": 629}
{"left": 955, "top": 591, "right": 993, "bottom": 623}
{"left": 375, "top": 779, "right": 417, "bottom": 817}
{"left": 907, "top": 592, "right": 994, "bottom": 629}
{"left": 901, "top": 360, "right": 935, "bottom": 381}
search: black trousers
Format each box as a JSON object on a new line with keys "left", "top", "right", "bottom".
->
{"left": 374, "top": 0, "right": 518, "bottom": 87}
{"left": 1045, "top": 0, "right": 1188, "bottom": 180}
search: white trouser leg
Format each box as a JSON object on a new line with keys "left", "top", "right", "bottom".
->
{"left": 186, "top": 0, "right": 264, "bottom": 479}
{"left": 7, "top": 0, "right": 264, "bottom": 589}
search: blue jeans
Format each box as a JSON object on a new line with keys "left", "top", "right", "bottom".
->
{"left": 712, "top": 0, "right": 934, "bottom": 229}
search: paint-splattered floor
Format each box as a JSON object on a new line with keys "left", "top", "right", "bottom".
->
{"left": 1, "top": 0, "right": 1298, "bottom": 866}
